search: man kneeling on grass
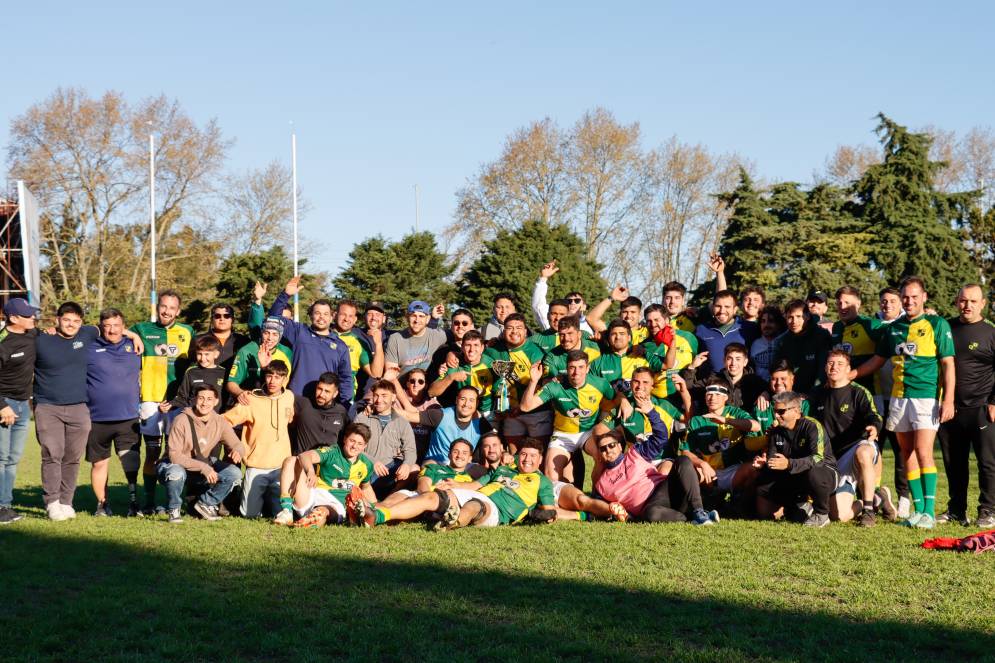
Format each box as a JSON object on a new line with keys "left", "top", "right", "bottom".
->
{"left": 348, "top": 438, "right": 557, "bottom": 529}
{"left": 273, "top": 422, "right": 377, "bottom": 527}
{"left": 755, "top": 391, "right": 838, "bottom": 527}
{"left": 587, "top": 392, "right": 718, "bottom": 525}
{"left": 157, "top": 384, "right": 245, "bottom": 524}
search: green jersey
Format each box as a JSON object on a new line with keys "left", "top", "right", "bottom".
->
{"left": 227, "top": 342, "right": 294, "bottom": 390}
{"left": 483, "top": 339, "right": 545, "bottom": 408}
{"left": 441, "top": 358, "right": 495, "bottom": 412}
{"left": 130, "top": 320, "right": 195, "bottom": 402}
{"left": 337, "top": 329, "right": 371, "bottom": 377}
{"left": 600, "top": 396, "right": 683, "bottom": 457}
{"left": 681, "top": 405, "right": 756, "bottom": 470}
{"left": 418, "top": 463, "right": 474, "bottom": 487}
{"left": 313, "top": 445, "right": 376, "bottom": 502}
{"left": 543, "top": 340, "right": 602, "bottom": 378}
{"left": 477, "top": 465, "right": 556, "bottom": 524}
{"left": 589, "top": 351, "right": 656, "bottom": 394}
{"left": 642, "top": 329, "right": 698, "bottom": 397}
{"left": 875, "top": 313, "right": 955, "bottom": 399}
{"left": 537, "top": 376, "right": 615, "bottom": 433}
{"left": 832, "top": 315, "right": 884, "bottom": 394}
{"left": 529, "top": 328, "right": 592, "bottom": 353}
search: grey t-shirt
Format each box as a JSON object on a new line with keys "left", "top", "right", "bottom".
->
{"left": 385, "top": 327, "right": 448, "bottom": 373}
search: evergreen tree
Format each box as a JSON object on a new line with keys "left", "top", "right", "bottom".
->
{"left": 333, "top": 232, "right": 456, "bottom": 321}
{"left": 851, "top": 114, "right": 979, "bottom": 313}
{"left": 459, "top": 220, "right": 605, "bottom": 326}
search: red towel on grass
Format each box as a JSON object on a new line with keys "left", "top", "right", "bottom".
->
{"left": 921, "top": 529, "right": 995, "bottom": 553}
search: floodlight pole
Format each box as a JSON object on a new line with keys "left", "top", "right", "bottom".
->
{"left": 149, "top": 131, "right": 157, "bottom": 322}
{"left": 291, "top": 128, "right": 299, "bottom": 322}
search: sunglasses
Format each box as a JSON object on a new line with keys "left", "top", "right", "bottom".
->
{"left": 408, "top": 379, "right": 426, "bottom": 385}
{"left": 213, "top": 313, "right": 233, "bottom": 319}
{"left": 568, "top": 298, "right": 583, "bottom": 304}
{"left": 452, "top": 320, "right": 472, "bottom": 327}
{"left": 598, "top": 441, "right": 620, "bottom": 452}
{"left": 774, "top": 407, "right": 795, "bottom": 415}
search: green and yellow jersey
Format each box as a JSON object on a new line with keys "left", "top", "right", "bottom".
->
{"left": 589, "top": 351, "right": 650, "bottom": 393}
{"left": 336, "top": 329, "right": 371, "bottom": 378}
{"left": 419, "top": 463, "right": 474, "bottom": 487}
{"left": 671, "top": 312, "right": 697, "bottom": 334}
{"left": 483, "top": 339, "right": 546, "bottom": 408}
{"left": 630, "top": 324, "right": 649, "bottom": 346}
{"left": 601, "top": 395, "right": 683, "bottom": 450}
{"left": 642, "top": 329, "right": 698, "bottom": 398}
{"left": 543, "top": 340, "right": 602, "bottom": 378}
{"left": 875, "top": 314, "right": 955, "bottom": 399}
{"left": 477, "top": 465, "right": 556, "bottom": 524}
{"left": 538, "top": 375, "right": 615, "bottom": 433}
{"left": 227, "top": 342, "right": 293, "bottom": 390}
{"left": 832, "top": 315, "right": 883, "bottom": 394}
{"left": 313, "top": 445, "right": 376, "bottom": 502}
{"left": 529, "top": 328, "right": 592, "bottom": 353}
{"left": 130, "top": 320, "right": 195, "bottom": 402}
{"left": 441, "top": 358, "right": 495, "bottom": 412}
{"left": 681, "top": 405, "right": 756, "bottom": 469}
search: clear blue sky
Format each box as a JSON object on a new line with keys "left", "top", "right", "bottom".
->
{"left": 2, "top": 2, "right": 992, "bottom": 276}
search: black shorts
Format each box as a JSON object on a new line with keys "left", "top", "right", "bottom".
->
{"left": 86, "top": 419, "right": 141, "bottom": 462}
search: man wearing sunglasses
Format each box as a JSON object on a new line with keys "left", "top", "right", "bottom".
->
{"left": 756, "top": 391, "right": 837, "bottom": 527}
{"left": 195, "top": 303, "right": 250, "bottom": 375}
{"left": 531, "top": 260, "right": 594, "bottom": 335}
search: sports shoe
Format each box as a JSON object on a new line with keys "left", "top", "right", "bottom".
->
{"left": 787, "top": 501, "right": 813, "bottom": 523}
{"left": 167, "top": 508, "right": 183, "bottom": 524}
{"left": 293, "top": 507, "right": 329, "bottom": 528}
{"left": 193, "top": 501, "right": 221, "bottom": 521}
{"left": 0, "top": 506, "right": 23, "bottom": 524}
{"left": 273, "top": 508, "right": 294, "bottom": 526}
{"left": 608, "top": 501, "right": 629, "bottom": 523}
{"left": 345, "top": 486, "right": 366, "bottom": 526}
{"left": 936, "top": 511, "right": 970, "bottom": 527}
{"left": 47, "top": 502, "right": 69, "bottom": 522}
{"left": 875, "top": 486, "right": 897, "bottom": 522}
{"left": 707, "top": 509, "right": 721, "bottom": 524}
{"left": 914, "top": 513, "right": 935, "bottom": 530}
{"left": 439, "top": 496, "right": 461, "bottom": 529}
{"left": 976, "top": 510, "right": 995, "bottom": 528}
{"left": 856, "top": 509, "right": 876, "bottom": 527}
{"left": 127, "top": 502, "right": 142, "bottom": 517}
{"left": 803, "top": 512, "right": 830, "bottom": 528}
{"left": 94, "top": 502, "right": 113, "bottom": 517}
{"left": 690, "top": 508, "right": 715, "bottom": 526}
{"left": 897, "top": 496, "right": 911, "bottom": 520}
{"left": 901, "top": 512, "right": 923, "bottom": 528}
{"left": 61, "top": 503, "right": 76, "bottom": 519}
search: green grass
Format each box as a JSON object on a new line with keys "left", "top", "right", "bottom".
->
{"left": 1, "top": 429, "right": 993, "bottom": 662}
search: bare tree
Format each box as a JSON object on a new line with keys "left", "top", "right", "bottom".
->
{"left": 817, "top": 144, "right": 880, "bottom": 187}
{"left": 220, "top": 159, "right": 313, "bottom": 255}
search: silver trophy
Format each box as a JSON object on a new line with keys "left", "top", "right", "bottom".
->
{"left": 490, "top": 360, "right": 518, "bottom": 413}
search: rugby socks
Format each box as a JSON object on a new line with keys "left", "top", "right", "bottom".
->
{"left": 374, "top": 508, "right": 389, "bottom": 525}
{"left": 143, "top": 472, "right": 157, "bottom": 507}
{"left": 125, "top": 471, "right": 138, "bottom": 505}
{"left": 862, "top": 499, "right": 874, "bottom": 512}
{"left": 578, "top": 511, "right": 589, "bottom": 521}
{"left": 907, "top": 469, "right": 924, "bottom": 514}
{"left": 921, "top": 466, "right": 937, "bottom": 518}
{"left": 279, "top": 495, "right": 293, "bottom": 513}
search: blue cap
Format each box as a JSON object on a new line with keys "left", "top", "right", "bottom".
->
{"left": 407, "top": 301, "right": 431, "bottom": 315}
{"left": 3, "top": 297, "right": 39, "bottom": 318}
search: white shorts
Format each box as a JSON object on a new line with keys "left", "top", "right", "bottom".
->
{"left": 834, "top": 440, "right": 879, "bottom": 494}
{"left": 886, "top": 398, "right": 939, "bottom": 433}
{"left": 552, "top": 480, "right": 570, "bottom": 504}
{"left": 393, "top": 489, "right": 418, "bottom": 499}
{"left": 503, "top": 410, "right": 553, "bottom": 438}
{"left": 295, "top": 487, "right": 346, "bottom": 523}
{"left": 449, "top": 488, "right": 500, "bottom": 527}
{"left": 549, "top": 429, "right": 593, "bottom": 454}
{"left": 139, "top": 401, "right": 177, "bottom": 437}
{"left": 716, "top": 464, "right": 740, "bottom": 492}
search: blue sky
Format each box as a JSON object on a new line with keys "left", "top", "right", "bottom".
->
{"left": 2, "top": 2, "right": 992, "bottom": 276}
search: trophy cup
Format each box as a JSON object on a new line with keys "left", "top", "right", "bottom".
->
{"left": 490, "top": 360, "right": 518, "bottom": 414}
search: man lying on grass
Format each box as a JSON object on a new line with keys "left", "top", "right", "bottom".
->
{"left": 273, "top": 422, "right": 377, "bottom": 527}
{"left": 347, "top": 438, "right": 558, "bottom": 529}
{"left": 376, "top": 437, "right": 478, "bottom": 512}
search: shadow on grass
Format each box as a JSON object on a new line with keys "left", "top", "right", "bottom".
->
{"left": 0, "top": 528, "right": 990, "bottom": 662}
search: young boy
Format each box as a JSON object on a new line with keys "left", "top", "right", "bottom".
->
{"left": 163, "top": 335, "right": 227, "bottom": 413}
{"left": 224, "top": 360, "right": 295, "bottom": 517}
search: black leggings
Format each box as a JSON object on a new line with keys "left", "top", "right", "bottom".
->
{"left": 939, "top": 406, "right": 995, "bottom": 515}
{"left": 756, "top": 464, "right": 837, "bottom": 515}
{"left": 640, "top": 456, "right": 704, "bottom": 523}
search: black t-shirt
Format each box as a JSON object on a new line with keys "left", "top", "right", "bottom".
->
{"left": 0, "top": 328, "right": 38, "bottom": 405}
{"left": 195, "top": 332, "right": 250, "bottom": 374}
{"left": 34, "top": 326, "right": 100, "bottom": 405}
{"left": 291, "top": 395, "right": 347, "bottom": 455}
{"left": 809, "top": 383, "right": 882, "bottom": 457}
{"left": 947, "top": 317, "right": 995, "bottom": 408}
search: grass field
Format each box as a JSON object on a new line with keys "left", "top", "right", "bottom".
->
{"left": 1, "top": 430, "right": 993, "bottom": 662}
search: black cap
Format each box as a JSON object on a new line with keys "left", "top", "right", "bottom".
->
{"left": 806, "top": 290, "right": 828, "bottom": 303}
{"left": 365, "top": 302, "right": 386, "bottom": 314}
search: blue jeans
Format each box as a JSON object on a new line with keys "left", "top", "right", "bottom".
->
{"left": 0, "top": 399, "right": 30, "bottom": 507}
{"left": 157, "top": 461, "right": 241, "bottom": 511}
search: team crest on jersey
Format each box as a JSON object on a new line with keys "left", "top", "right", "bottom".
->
{"left": 897, "top": 342, "right": 918, "bottom": 356}
{"left": 566, "top": 407, "right": 594, "bottom": 419}
{"left": 73, "top": 341, "right": 84, "bottom": 350}
{"left": 840, "top": 404, "right": 849, "bottom": 413}
{"left": 970, "top": 342, "right": 980, "bottom": 351}
{"left": 124, "top": 344, "right": 133, "bottom": 352}
{"left": 849, "top": 329, "right": 859, "bottom": 338}
{"left": 839, "top": 342, "right": 854, "bottom": 353}
{"left": 917, "top": 328, "right": 926, "bottom": 337}
{"left": 154, "top": 343, "right": 179, "bottom": 357}
{"left": 707, "top": 438, "right": 731, "bottom": 454}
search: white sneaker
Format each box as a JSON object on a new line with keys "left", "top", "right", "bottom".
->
{"left": 897, "top": 496, "right": 911, "bottom": 520}
{"left": 60, "top": 503, "right": 77, "bottom": 519}
{"left": 47, "top": 502, "right": 69, "bottom": 521}
{"left": 273, "top": 508, "right": 293, "bottom": 525}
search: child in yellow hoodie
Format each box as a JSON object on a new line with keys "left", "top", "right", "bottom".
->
{"left": 224, "top": 360, "right": 295, "bottom": 517}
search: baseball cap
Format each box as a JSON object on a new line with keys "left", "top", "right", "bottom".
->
{"left": 407, "top": 301, "right": 431, "bottom": 315}
{"left": 806, "top": 290, "right": 828, "bottom": 303}
{"left": 3, "top": 297, "right": 40, "bottom": 318}
{"left": 365, "top": 302, "right": 386, "bottom": 315}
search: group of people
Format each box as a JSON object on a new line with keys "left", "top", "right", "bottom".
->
{"left": 0, "top": 256, "right": 991, "bottom": 533}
